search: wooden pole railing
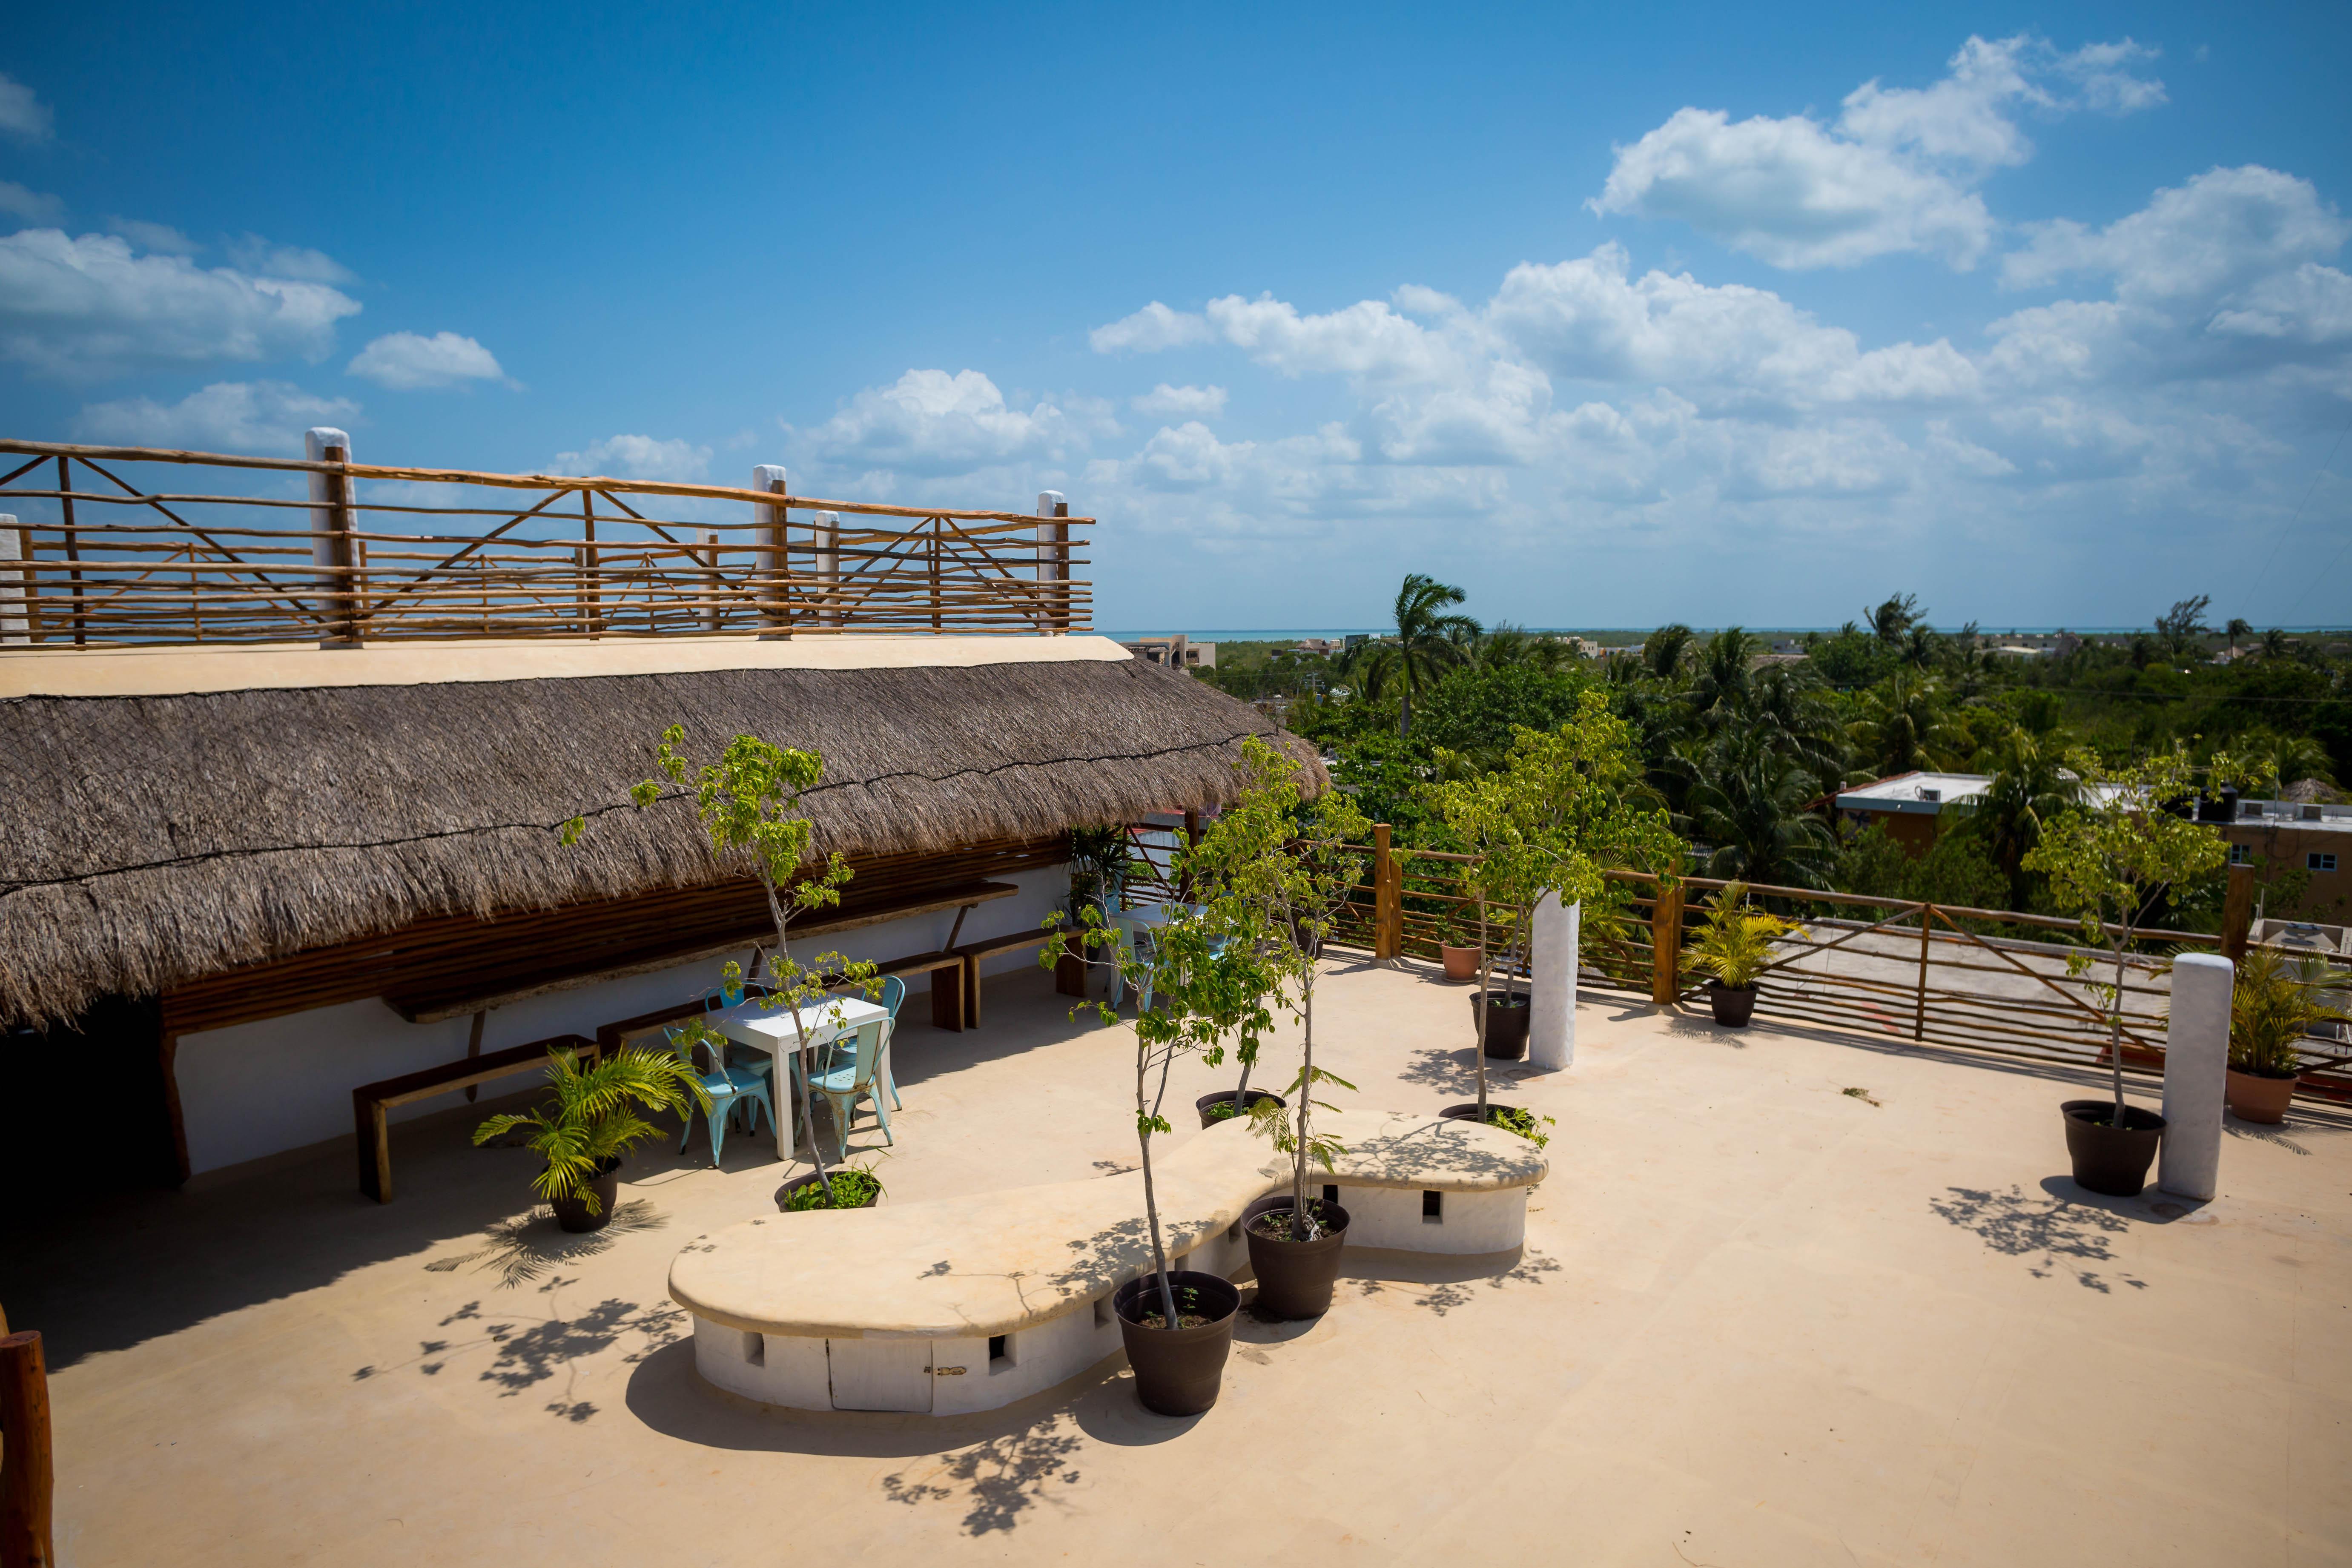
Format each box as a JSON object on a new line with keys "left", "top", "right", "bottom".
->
{"left": 0, "top": 440, "right": 1097, "bottom": 646}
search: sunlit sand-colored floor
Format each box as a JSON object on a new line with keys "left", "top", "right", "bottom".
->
{"left": 7, "top": 957, "right": 2348, "bottom": 1567}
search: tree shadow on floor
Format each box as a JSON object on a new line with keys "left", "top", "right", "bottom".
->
{"left": 1337, "top": 1245, "right": 1562, "bottom": 1318}
{"left": 422, "top": 1198, "right": 668, "bottom": 1289}
{"left": 1926, "top": 1182, "right": 2151, "bottom": 1293}
{"left": 1399, "top": 1046, "right": 1484, "bottom": 1095}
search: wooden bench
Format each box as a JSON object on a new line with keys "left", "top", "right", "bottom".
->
{"left": 951, "top": 927, "right": 1087, "bottom": 1028}
{"left": 353, "top": 1033, "right": 597, "bottom": 1203}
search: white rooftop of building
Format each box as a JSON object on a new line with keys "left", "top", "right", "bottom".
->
{"left": 1836, "top": 771, "right": 1993, "bottom": 813}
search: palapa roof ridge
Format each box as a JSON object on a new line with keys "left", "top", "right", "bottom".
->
{"left": 0, "top": 655, "right": 1322, "bottom": 1028}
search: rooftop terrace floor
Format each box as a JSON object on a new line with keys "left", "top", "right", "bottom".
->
{"left": 7, "top": 960, "right": 2349, "bottom": 1566}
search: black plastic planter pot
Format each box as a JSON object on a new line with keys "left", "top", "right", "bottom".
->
{"left": 1196, "top": 1090, "right": 1287, "bottom": 1130}
{"left": 1708, "top": 982, "right": 1759, "bottom": 1027}
{"left": 548, "top": 1158, "right": 622, "bottom": 1233}
{"left": 1241, "top": 1196, "right": 1351, "bottom": 1319}
{"left": 2060, "top": 1099, "right": 2166, "bottom": 1197}
{"left": 1473, "top": 992, "right": 1531, "bottom": 1059}
{"left": 1114, "top": 1270, "right": 1241, "bottom": 1416}
{"left": 1439, "top": 1101, "right": 1523, "bottom": 1128}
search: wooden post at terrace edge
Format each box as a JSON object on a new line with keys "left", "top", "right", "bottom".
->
{"left": 1914, "top": 903, "right": 1935, "bottom": 1042}
{"left": 2222, "top": 863, "right": 2255, "bottom": 963}
{"left": 1650, "top": 882, "right": 1683, "bottom": 1005}
{"left": 753, "top": 465, "right": 789, "bottom": 638}
{"left": 0, "top": 1330, "right": 54, "bottom": 1568}
{"left": 1036, "top": 490, "right": 1070, "bottom": 634}
{"left": 305, "top": 428, "right": 361, "bottom": 647}
{"left": 1181, "top": 808, "right": 1200, "bottom": 901}
{"left": 1372, "top": 823, "right": 1399, "bottom": 962}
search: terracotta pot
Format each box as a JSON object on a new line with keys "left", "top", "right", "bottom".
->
{"left": 1439, "top": 944, "right": 1481, "bottom": 983}
{"left": 2060, "top": 1099, "right": 2165, "bottom": 1197}
{"left": 1242, "top": 1196, "right": 1351, "bottom": 1320}
{"left": 1196, "top": 1090, "right": 1286, "bottom": 1129}
{"left": 2225, "top": 1066, "right": 2297, "bottom": 1125}
{"left": 1474, "top": 991, "right": 1530, "bottom": 1059}
{"left": 548, "top": 1157, "right": 622, "bottom": 1233}
{"left": 1708, "top": 981, "right": 1758, "bottom": 1027}
{"left": 1114, "top": 1270, "right": 1240, "bottom": 1416}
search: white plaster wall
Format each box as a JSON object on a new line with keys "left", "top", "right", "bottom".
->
{"left": 175, "top": 864, "right": 1070, "bottom": 1175}
{"left": 1335, "top": 1182, "right": 1529, "bottom": 1254}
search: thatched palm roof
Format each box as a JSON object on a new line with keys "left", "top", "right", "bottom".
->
{"left": 0, "top": 656, "right": 1322, "bottom": 1028}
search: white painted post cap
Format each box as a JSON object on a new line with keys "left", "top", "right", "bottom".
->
{"left": 752, "top": 464, "right": 787, "bottom": 491}
{"left": 304, "top": 428, "right": 351, "bottom": 459}
{"left": 1037, "top": 490, "right": 1066, "bottom": 517}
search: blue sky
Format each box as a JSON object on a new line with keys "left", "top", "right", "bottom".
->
{"left": 2, "top": 2, "right": 2348, "bottom": 631}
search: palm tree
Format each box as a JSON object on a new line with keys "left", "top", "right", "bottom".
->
{"left": 1685, "top": 627, "right": 1758, "bottom": 731}
{"left": 1964, "top": 727, "right": 2082, "bottom": 906}
{"left": 2232, "top": 730, "right": 2336, "bottom": 794}
{"left": 1644, "top": 623, "right": 1695, "bottom": 681}
{"left": 1849, "top": 671, "right": 1964, "bottom": 778}
{"left": 2260, "top": 627, "right": 2294, "bottom": 660}
{"left": 1684, "top": 729, "right": 1837, "bottom": 890}
{"left": 2225, "top": 617, "right": 2252, "bottom": 658}
{"left": 1472, "top": 622, "right": 1571, "bottom": 672}
{"left": 1900, "top": 624, "right": 1940, "bottom": 671}
{"left": 1866, "top": 593, "right": 1922, "bottom": 646}
{"left": 1345, "top": 573, "right": 1480, "bottom": 737}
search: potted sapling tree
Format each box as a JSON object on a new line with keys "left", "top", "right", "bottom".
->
{"left": 1043, "top": 879, "right": 1253, "bottom": 1414}
{"left": 1425, "top": 691, "right": 1680, "bottom": 1124}
{"left": 1681, "top": 882, "right": 1794, "bottom": 1026}
{"left": 562, "top": 725, "right": 881, "bottom": 1207}
{"left": 1184, "top": 738, "right": 1373, "bottom": 1320}
{"left": 2023, "top": 743, "right": 2253, "bottom": 1195}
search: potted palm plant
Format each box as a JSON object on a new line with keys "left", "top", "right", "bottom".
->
{"left": 1067, "top": 825, "right": 1138, "bottom": 925}
{"left": 2024, "top": 743, "right": 2253, "bottom": 1195}
{"left": 1681, "top": 882, "right": 1793, "bottom": 1026}
{"left": 2227, "top": 947, "right": 2349, "bottom": 1124}
{"left": 472, "top": 1043, "right": 709, "bottom": 1232}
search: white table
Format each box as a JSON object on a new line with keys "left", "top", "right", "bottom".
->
{"left": 710, "top": 995, "right": 890, "bottom": 1156}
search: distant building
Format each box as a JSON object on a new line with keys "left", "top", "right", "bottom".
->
{"left": 1835, "top": 772, "right": 1996, "bottom": 854}
{"left": 1343, "top": 634, "right": 1373, "bottom": 652}
{"left": 1294, "top": 638, "right": 1342, "bottom": 657}
{"left": 1121, "top": 634, "right": 1216, "bottom": 670}
{"left": 2225, "top": 797, "right": 2352, "bottom": 923}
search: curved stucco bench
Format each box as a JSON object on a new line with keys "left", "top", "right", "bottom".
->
{"left": 670, "top": 1108, "right": 1548, "bottom": 1415}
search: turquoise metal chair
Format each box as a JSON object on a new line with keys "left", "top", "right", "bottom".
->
{"left": 705, "top": 989, "right": 775, "bottom": 1090}
{"left": 667, "top": 1026, "right": 775, "bottom": 1166}
{"left": 805, "top": 1019, "right": 895, "bottom": 1160}
{"left": 876, "top": 975, "right": 906, "bottom": 1110}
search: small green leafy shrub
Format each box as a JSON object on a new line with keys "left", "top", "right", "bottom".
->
{"left": 1483, "top": 1104, "right": 1555, "bottom": 1150}
{"left": 779, "top": 1167, "right": 884, "bottom": 1210}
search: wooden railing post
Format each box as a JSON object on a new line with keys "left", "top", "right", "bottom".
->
{"left": 1036, "top": 490, "right": 1070, "bottom": 634}
{"left": 2223, "top": 863, "right": 2254, "bottom": 963}
{"left": 305, "top": 427, "right": 361, "bottom": 646}
{"left": 0, "top": 1329, "right": 54, "bottom": 1568}
{"left": 1914, "top": 903, "right": 1934, "bottom": 1042}
{"left": 813, "top": 510, "right": 841, "bottom": 630}
{"left": 1650, "top": 881, "right": 1683, "bottom": 1004}
{"left": 54, "top": 458, "right": 83, "bottom": 647}
{"left": 752, "top": 465, "right": 789, "bottom": 639}
{"left": 1373, "top": 823, "right": 1399, "bottom": 962}
{"left": 577, "top": 488, "right": 600, "bottom": 637}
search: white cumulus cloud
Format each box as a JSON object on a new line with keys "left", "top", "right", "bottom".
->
{"left": 74, "top": 381, "right": 361, "bottom": 452}
{"left": 0, "top": 229, "right": 362, "bottom": 378}
{"left": 1132, "top": 383, "right": 1228, "bottom": 418}
{"left": 106, "top": 218, "right": 196, "bottom": 255}
{"left": 1090, "top": 301, "right": 1214, "bottom": 353}
{"left": 549, "top": 434, "right": 714, "bottom": 481}
{"left": 0, "top": 73, "right": 53, "bottom": 142}
{"left": 346, "top": 330, "right": 508, "bottom": 391}
{"left": 1592, "top": 34, "right": 2164, "bottom": 270}
{"left": 793, "top": 369, "right": 1115, "bottom": 476}
{"left": 0, "top": 181, "right": 63, "bottom": 224}
{"left": 225, "top": 234, "right": 357, "bottom": 285}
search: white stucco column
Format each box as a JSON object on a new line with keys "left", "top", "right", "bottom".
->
{"left": 2159, "top": 952, "right": 2233, "bottom": 1201}
{"left": 1527, "top": 891, "right": 1579, "bottom": 1071}
{"left": 1036, "top": 490, "right": 1069, "bottom": 634}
